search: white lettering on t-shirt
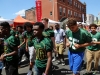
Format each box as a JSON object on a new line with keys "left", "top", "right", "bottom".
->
{"left": 92, "top": 38, "right": 97, "bottom": 46}
{"left": 69, "top": 37, "right": 79, "bottom": 50}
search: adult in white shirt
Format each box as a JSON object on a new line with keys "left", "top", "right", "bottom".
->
{"left": 54, "top": 23, "right": 66, "bottom": 66}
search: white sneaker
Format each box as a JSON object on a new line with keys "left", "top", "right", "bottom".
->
{"left": 52, "top": 58, "right": 56, "bottom": 62}
{"left": 62, "top": 62, "right": 65, "bottom": 66}
{"left": 3, "top": 67, "right": 5, "bottom": 69}
{"left": 56, "top": 60, "right": 60, "bottom": 65}
{"left": 27, "top": 70, "right": 32, "bottom": 75}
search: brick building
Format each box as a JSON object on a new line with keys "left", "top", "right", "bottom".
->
{"left": 25, "top": 7, "right": 36, "bottom": 22}
{"left": 25, "top": 0, "right": 86, "bottom": 22}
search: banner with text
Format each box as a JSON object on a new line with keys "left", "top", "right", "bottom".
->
{"left": 36, "top": 1, "right": 42, "bottom": 22}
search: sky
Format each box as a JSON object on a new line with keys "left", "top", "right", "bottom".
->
{"left": 0, "top": 0, "right": 100, "bottom": 19}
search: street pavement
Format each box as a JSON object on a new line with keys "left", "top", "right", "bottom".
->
{"left": 2, "top": 48, "right": 100, "bottom": 75}
{"left": 52, "top": 49, "right": 100, "bottom": 75}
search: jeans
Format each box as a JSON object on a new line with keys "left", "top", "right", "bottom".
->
{"left": 33, "top": 65, "right": 52, "bottom": 75}
{"left": 5, "top": 60, "right": 18, "bottom": 75}
{"left": 18, "top": 46, "right": 29, "bottom": 64}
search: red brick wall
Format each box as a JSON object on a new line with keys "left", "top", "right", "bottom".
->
{"left": 25, "top": 0, "right": 86, "bottom": 22}
{"left": 41, "top": 0, "right": 86, "bottom": 22}
{"left": 25, "top": 9, "right": 36, "bottom": 22}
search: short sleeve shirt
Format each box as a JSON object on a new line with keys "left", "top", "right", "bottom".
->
{"left": 66, "top": 28, "right": 92, "bottom": 52}
{"left": 4, "top": 36, "right": 18, "bottom": 61}
{"left": 32, "top": 37, "right": 53, "bottom": 68}
{"left": 23, "top": 31, "right": 34, "bottom": 47}
{"left": 88, "top": 32, "right": 100, "bottom": 51}
{"left": 54, "top": 29, "right": 65, "bottom": 43}
{"left": 43, "top": 28, "right": 54, "bottom": 38}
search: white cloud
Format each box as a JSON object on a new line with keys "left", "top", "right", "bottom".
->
{"left": 0, "top": 16, "right": 4, "bottom": 18}
{"left": 14, "top": 9, "right": 25, "bottom": 16}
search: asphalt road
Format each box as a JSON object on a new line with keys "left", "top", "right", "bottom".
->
{"left": 2, "top": 48, "right": 100, "bottom": 75}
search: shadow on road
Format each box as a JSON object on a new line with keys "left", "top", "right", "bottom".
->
{"left": 19, "top": 59, "right": 29, "bottom": 68}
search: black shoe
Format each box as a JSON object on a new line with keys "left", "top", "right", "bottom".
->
{"left": 83, "top": 72, "right": 93, "bottom": 75}
{"left": 81, "top": 60, "right": 86, "bottom": 70}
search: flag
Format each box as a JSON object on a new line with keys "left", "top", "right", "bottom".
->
{"left": 36, "top": 0, "right": 42, "bottom": 22}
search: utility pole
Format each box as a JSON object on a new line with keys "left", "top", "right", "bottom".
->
{"left": 52, "top": 0, "right": 54, "bottom": 20}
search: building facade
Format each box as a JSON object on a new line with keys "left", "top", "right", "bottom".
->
{"left": 86, "top": 14, "right": 94, "bottom": 25}
{"left": 94, "top": 16, "right": 98, "bottom": 24}
{"left": 25, "top": 7, "right": 36, "bottom": 22}
{"left": 25, "top": 0, "right": 86, "bottom": 22}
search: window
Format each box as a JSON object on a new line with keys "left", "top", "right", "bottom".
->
{"left": 71, "top": 10, "right": 72, "bottom": 17}
{"left": 63, "top": 8, "right": 66, "bottom": 16}
{"left": 78, "top": 5, "right": 80, "bottom": 9}
{"left": 74, "top": 1, "right": 76, "bottom": 6}
{"left": 82, "top": 14, "right": 84, "bottom": 19}
{"left": 76, "top": 13, "right": 77, "bottom": 17}
{"left": 79, "top": 14, "right": 80, "bottom": 17}
{"left": 80, "top": 5, "right": 81, "bottom": 10}
{"left": 59, "top": 6, "right": 62, "bottom": 15}
{"left": 68, "top": 9, "right": 70, "bottom": 17}
{"left": 68, "top": 0, "right": 72, "bottom": 5}
{"left": 68, "top": 0, "right": 70, "bottom": 4}
{"left": 76, "top": 2, "right": 77, "bottom": 7}
{"left": 50, "top": 11, "right": 52, "bottom": 15}
{"left": 80, "top": 14, "right": 81, "bottom": 18}
{"left": 74, "top": 12, "right": 76, "bottom": 17}
{"left": 63, "top": 0, "right": 65, "bottom": 2}
{"left": 82, "top": 7, "right": 84, "bottom": 12}
{"left": 70, "top": 0, "right": 72, "bottom": 4}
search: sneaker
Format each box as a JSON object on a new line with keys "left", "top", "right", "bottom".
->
{"left": 81, "top": 60, "right": 86, "bottom": 70}
{"left": 92, "top": 68, "right": 98, "bottom": 75}
{"left": 21, "top": 58, "right": 26, "bottom": 62}
{"left": 27, "top": 70, "right": 32, "bottom": 75}
{"left": 62, "top": 62, "right": 65, "bottom": 66}
{"left": 92, "top": 71, "right": 97, "bottom": 75}
{"left": 56, "top": 60, "right": 60, "bottom": 65}
{"left": 61, "top": 59, "right": 65, "bottom": 66}
{"left": 3, "top": 67, "right": 5, "bottom": 69}
{"left": 52, "top": 58, "right": 56, "bottom": 62}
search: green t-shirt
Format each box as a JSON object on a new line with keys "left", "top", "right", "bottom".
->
{"left": 66, "top": 28, "right": 92, "bottom": 52}
{"left": 23, "top": 31, "right": 34, "bottom": 47}
{"left": 10, "top": 30, "right": 20, "bottom": 46}
{"left": 88, "top": 32, "right": 100, "bottom": 51}
{"left": 43, "top": 28, "right": 54, "bottom": 38}
{"left": 17, "top": 32, "right": 25, "bottom": 48}
{"left": 10, "top": 30, "right": 16, "bottom": 36}
{"left": 16, "top": 31, "right": 19, "bottom": 35}
{"left": 4, "top": 36, "right": 18, "bottom": 61}
{"left": 32, "top": 36, "right": 53, "bottom": 68}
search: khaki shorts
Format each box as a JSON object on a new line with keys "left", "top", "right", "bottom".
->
{"left": 55, "top": 42, "right": 64, "bottom": 54}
